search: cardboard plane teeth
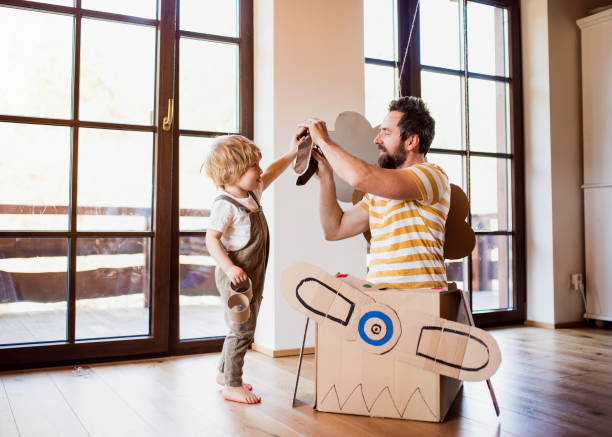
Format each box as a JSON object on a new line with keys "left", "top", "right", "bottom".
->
{"left": 281, "top": 262, "right": 501, "bottom": 382}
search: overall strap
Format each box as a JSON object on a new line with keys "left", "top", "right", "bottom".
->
{"left": 214, "top": 195, "right": 250, "bottom": 213}
{"left": 248, "top": 191, "right": 262, "bottom": 209}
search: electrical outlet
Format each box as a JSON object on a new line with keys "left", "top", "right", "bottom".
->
{"left": 570, "top": 273, "right": 583, "bottom": 291}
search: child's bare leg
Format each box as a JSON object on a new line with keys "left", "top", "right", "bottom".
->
{"left": 216, "top": 371, "right": 252, "bottom": 391}
{"left": 222, "top": 385, "right": 261, "bottom": 404}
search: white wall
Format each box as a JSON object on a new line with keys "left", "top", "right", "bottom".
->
{"left": 521, "top": 0, "right": 610, "bottom": 325}
{"left": 521, "top": 0, "right": 556, "bottom": 324}
{"left": 254, "top": 0, "right": 367, "bottom": 351}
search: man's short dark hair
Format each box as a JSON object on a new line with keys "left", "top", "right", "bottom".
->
{"left": 388, "top": 96, "right": 435, "bottom": 155}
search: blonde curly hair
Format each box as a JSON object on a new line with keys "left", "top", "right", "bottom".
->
{"left": 202, "top": 135, "right": 262, "bottom": 189}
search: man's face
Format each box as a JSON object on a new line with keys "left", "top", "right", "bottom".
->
{"left": 373, "top": 111, "right": 407, "bottom": 169}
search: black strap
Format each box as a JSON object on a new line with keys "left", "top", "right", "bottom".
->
{"left": 248, "top": 190, "right": 261, "bottom": 209}
{"left": 214, "top": 195, "right": 250, "bottom": 213}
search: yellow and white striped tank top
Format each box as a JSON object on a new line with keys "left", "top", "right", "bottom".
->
{"left": 358, "top": 162, "right": 450, "bottom": 289}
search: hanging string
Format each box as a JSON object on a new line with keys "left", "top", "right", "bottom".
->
{"left": 398, "top": 0, "right": 421, "bottom": 97}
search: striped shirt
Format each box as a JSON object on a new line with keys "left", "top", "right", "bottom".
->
{"left": 358, "top": 162, "right": 450, "bottom": 289}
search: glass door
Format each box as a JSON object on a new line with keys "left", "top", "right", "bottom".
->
{"left": 409, "top": 0, "right": 524, "bottom": 325}
{"left": 0, "top": 0, "right": 164, "bottom": 365}
{"left": 363, "top": 0, "right": 525, "bottom": 325}
{"left": 172, "top": 0, "right": 252, "bottom": 352}
{"left": 0, "top": 0, "right": 251, "bottom": 367}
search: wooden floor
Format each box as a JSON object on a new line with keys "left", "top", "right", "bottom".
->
{"left": 0, "top": 326, "right": 610, "bottom": 437}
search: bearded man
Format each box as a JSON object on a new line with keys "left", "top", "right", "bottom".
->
{"left": 300, "top": 96, "right": 450, "bottom": 289}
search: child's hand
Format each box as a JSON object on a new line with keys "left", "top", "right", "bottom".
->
{"left": 226, "top": 265, "right": 248, "bottom": 286}
{"left": 290, "top": 127, "right": 308, "bottom": 156}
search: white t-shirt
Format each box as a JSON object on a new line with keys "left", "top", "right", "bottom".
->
{"left": 208, "top": 181, "right": 264, "bottom": 251}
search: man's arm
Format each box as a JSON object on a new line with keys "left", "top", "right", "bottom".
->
{"left": 301, "top": 119, "right": 422, "bottom": 202}
{"left": 314, "top": 151, "right": 369, "bottom": 241}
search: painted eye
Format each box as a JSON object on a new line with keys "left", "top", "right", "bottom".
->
{"left": 358, "top": 310, "right": 392, "bottom": 346}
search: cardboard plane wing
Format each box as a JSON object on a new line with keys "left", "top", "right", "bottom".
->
{"left": 281, "top": 262, "right": 501, "bottom": 382}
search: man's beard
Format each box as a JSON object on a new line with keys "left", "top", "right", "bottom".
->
{"left": 377, "top": 146, "right": 407, "bottom": 169}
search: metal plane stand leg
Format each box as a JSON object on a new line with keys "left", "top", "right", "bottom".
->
{"left": 459, "top": 288, "right": 500, "bottom": 417}
{"left": 292, "top": 317, "right": 310, "bottom": 408}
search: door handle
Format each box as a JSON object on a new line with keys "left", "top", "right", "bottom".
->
{"left": 162, "top": 98, "right": 174, "bottom": 131}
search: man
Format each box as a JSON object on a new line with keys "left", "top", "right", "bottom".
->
{"left": 300, "top": 96, "right": 450, "bottom": 289}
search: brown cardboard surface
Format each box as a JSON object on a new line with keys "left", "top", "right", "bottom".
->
{"left": 315, "top": 290, "right": 459, "bottom": 421}
{"left": 227, "top": 293, "right": 250, "bottom": 323}
{"left": 326, "top": 112, "right": 379, "bottom": 202}
{"left": 293, "top": 136, "right": 313, "bottom": 175}
{"left": 230, "top": 278, "right": 253, "bottom": 302}
{"left": 283, "top": 262, "right": 503, "bottom": 421}
{"left": 443, "top": 184, "right": 476, "bottom": 260}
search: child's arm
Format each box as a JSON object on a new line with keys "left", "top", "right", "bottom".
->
{"left": 261, "top": 129, "right": 305, "bottom": 190}
{"left": 206, "top": 230, "right": 247, "bottom": 285}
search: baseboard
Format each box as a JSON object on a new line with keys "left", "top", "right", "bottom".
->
{"left": 554, "top": 320, "right": 586, "bottom": 329}
{"left": 252, "top": 343, "right": 314, "bottom": 358}
{"left": 525, "top": 320, "right": 586, "bottom": 329}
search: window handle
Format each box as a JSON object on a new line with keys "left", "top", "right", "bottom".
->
{"left": 162, "top": 98, "right": 174, "bottom": 131}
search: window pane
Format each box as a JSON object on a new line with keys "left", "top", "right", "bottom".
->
{"left": 446, "top": 258, "right": 468, "bottom": 292}
{"left": 82, "top": 0, "right": 157, "bottom": 20}
{"left": 0, "top": 123, "right": 70, "bottom": 231}
{"left": 364, "top": 0, "right": 396, "bottom": 61}
{"left": 180, "top": 39, "right": 238, "bottom": 132}
{"left": 427, "top": 153, "right": 464, "bottom": 189}
{"left": 472, "top": 235, "right": 513, "bottom": 312}
{"left": 420, "top": 0, "right": 462, "bottom": 70}
{"left": 468, "top": 78, "right": 510, "bottom": 154}
{"left": 0, "top": 238, "right": 68, "bottom": 345}
{"left": 179, "top": 236, "right": 224, "bottom": 339}
{"left": 467, "top": 2, "right": 509, "bottom": 77}
{"left": 76, "top": 237, "right": 150, "bottom": 339}
{"left": 180, "top": 0, "right": 238, "bottom": 37}
{"left": 421, "top": 71, "right": 463, "bottom": 150}
{"left": 77, "top": 129, "right": 153, "bottom": 231}
{"left": 365, "top": 63, "right": 397, "bottom": 127}
{"left": 80, "top": 18, "right": 156, "bottom": 125}
{"left": 180, "top": 136, "right": 216, "bottom": 231}
{"left": 470, "top": 157, "right": 511, "bottom": 231}
{"left": 0, "top": 7, "right": 73, "bottom": 119}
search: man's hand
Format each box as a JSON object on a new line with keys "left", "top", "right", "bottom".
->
{"left": 312, "top": 148, "right": 333, "bottom": 181}
{"left": 226, "top": 265, "right": 248, "bottom": 286}
{"left": 299, "top": 118, "right": 332, "bottom": 146}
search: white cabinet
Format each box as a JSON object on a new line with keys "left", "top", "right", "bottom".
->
{"left": 578, "top": 8, "right": 612, "bottom": 321}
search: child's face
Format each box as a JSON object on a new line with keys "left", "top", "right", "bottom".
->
{"left": 236, "top": 161, "right": 263, "bottom": 192}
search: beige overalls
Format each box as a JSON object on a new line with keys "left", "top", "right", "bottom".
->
{"left": 214, "top": 191, "right": 269, "bottom": 387}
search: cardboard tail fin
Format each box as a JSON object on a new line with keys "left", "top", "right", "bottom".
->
{"left": 281, "top": 262, "right": 502, "bottom": 381}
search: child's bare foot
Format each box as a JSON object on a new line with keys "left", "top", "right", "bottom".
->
{"left": 216, "top": 372, "right": 252, "bottom": 391}
{"left": 222, "top": 385, "right": 261, "bottom": 404}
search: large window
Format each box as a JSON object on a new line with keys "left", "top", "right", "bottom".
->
{"left": 0, "top": 0, "right": 252, "bottom": 367}
{"left": 364, "top": 0, "right": 524, "bottom": 325}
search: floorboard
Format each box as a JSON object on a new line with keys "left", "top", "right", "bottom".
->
{"left": 1, "top": 326, "right": 610, "bottom": 437}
